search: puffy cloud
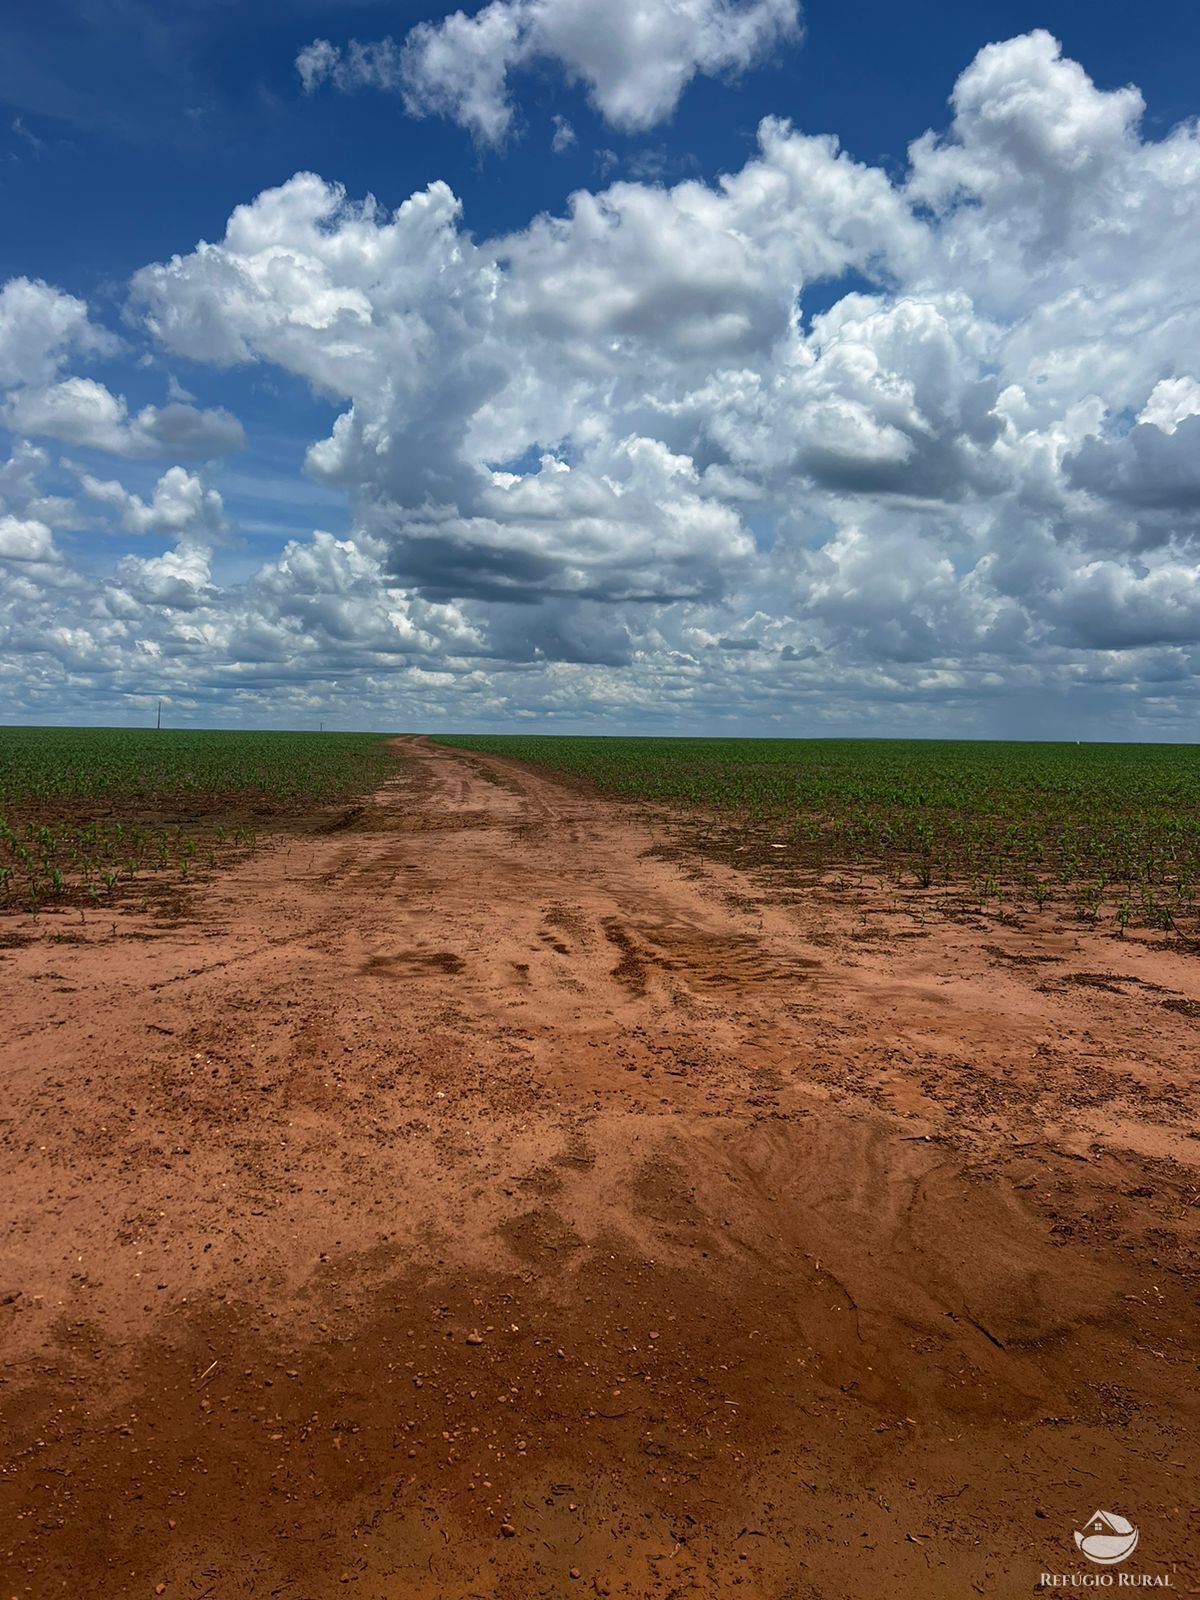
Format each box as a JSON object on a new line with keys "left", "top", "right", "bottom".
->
{"left": 249, "top": 530, "right": 459, "bottom": 657}
{"left": 1140, "top": 376, "right": 1200, "bottom": 434}
{"left": 907, "top": 30, "right": 1200, "bottom": 400}
{"left": 0, "top": 510, "right": 493, "bottom": 726}
{"left": 129, "top": 118, "right": 927, "bottom": 629}
{"left": 522, "top": 0, "right": 801, "bottom": 132}
{"left": 0, "top": 514, "right": 56, "bottom": 564}
{"left": 133, "top": 175, "right": 483, "bottom": 396}
{"left": 78, "top": 465, "right": 230, "bottom": 541}
{"left": 0, "top": 442, "right": 44, "bottom": 507}
{"left": 393, "top": 5, "right": 525, "bottom": 146}
{"left": 0, "top": 277, "right": 115, "bottom": 389}
{"left": 0, "top": 440, "right": 68, "bottom": 525}
{"left": 7, "top": 31, "right": 1200, "bottom": 733}
{"left": 0, "top": 268, "right": 243, "bottom": 626}
{"left": 907, "top": 30, "right": 1144, "bottom": 240}
{"left": 1046, "top": 557, "right": 1200, "bottom": 651}
{"left": 1066, "top": 414, "right": 1200, "bottom": 515}
{"left": 5, "top": 376, "right": 244, "bottom": 459}
{"left": 297, "top": 0, "right": 802, "bottom": 144}
{"left": 676, "top": 292, "right": 1006, "bottom": 500}
{"left": 128, "top": 30, "right": 1200, "bottom": 709}
{"left": 295, "top": 37, "right": 343, "bottom": 95}
{"left": 377, "top": 439, "right": 755, "bottom": 606}
{"left": 144, "top": 402, "right": 244, "bottom": 459}
{"left": 113, "top": 543, "right": 215, "bottom": 610}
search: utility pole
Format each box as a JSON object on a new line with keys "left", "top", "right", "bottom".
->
{"left": 157, "top": 699, "right": 162, "bottom": 730}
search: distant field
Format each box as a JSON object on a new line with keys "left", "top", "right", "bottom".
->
{"left": 435, "top": 735, "right": 1200, "bottom": 935}
{"left": 0, "top": 727, "right": 393, "bottom": 913}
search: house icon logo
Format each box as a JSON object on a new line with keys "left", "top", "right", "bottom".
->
{"left": 1074, "top": 1510, "right": 1140, "bottom": 1565}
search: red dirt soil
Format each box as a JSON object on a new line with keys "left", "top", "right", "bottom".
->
{"left": 1, "top": 738, "right": 1198, "bottom": 1598}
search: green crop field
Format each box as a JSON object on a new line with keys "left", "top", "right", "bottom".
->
{"left": 0, "top": 727, "right": 394, "bottom": 913}
{"left": 434, "top": 735, "right": 1200, "bottom": 936}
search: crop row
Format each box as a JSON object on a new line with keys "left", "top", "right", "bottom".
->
{"left": 0, "top": 815, "right": 258, "bottom": 912}
{"left": 434, "top": 735, "right": 1200, "bottom": 936}
{"left": 0, "top": 727, "right": 395, "bottom": 803}
{"left": 0, "top": 726, "right": 394, "bottom": 913}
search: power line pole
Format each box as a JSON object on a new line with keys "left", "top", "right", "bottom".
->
{"left": 157, "top": 699, "right": 162, "bottom": 730}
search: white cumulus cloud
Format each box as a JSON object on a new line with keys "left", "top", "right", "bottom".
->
{"left": 297, "top": 0, "right": 802, "bottom": 144}
{"left": 0, "top": 514, "right": 57, "bottom": 564}
{"left": 5, "top": 376, "right": 244, "bottom": 459}
{"left": 5, "top": 31, "right": 1200, "bottom": 736}
{"left": 78, "top": 465, "right": 231, "bottom": 541}
{"left": 0, "top": 277, "right": 115, "bottom": 389}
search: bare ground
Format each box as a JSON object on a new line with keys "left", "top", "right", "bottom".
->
{"left": 1, "top": 738, "right": 1198, "bottom": 1598}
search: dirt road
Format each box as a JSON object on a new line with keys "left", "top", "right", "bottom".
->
{"left": 2, "top": 738, "right": 1198, "bottom": 1597}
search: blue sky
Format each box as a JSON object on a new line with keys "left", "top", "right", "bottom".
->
{"left": 1, "top": 1, "right": 1199, "bottom": 733}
